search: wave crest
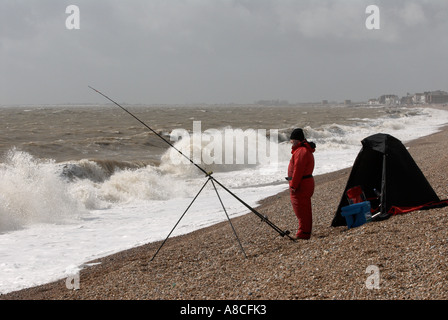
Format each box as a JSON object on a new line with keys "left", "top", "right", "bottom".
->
{"left": 0, "top": 150, "right": 86, "bottom": 232}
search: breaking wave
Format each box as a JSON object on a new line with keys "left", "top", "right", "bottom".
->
{"left": 1, "top": 107, "right": 447, "bottom": 233}
{"left": 300, "top": 107, "right": 447, "bottom": 150}
{"left": 0, "top": 150, "right": 86, "bottom": 232}
{"left": 61, "top": 159, "right": 152, "bottom": 182}
{"left": 160, "top": 127, "right": 290, "bottom": 176}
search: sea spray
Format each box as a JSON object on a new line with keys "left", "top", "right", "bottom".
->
{"left": 0, "top": 149, "right": 86, "bottom": 232}
{"left": 161, "top": 125, "right": 286, "bottom": 175}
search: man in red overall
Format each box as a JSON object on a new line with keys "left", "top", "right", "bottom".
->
{"left": 287, "top": 128, "right": 315, "bottom": 240}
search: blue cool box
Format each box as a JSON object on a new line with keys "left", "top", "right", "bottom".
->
{"left": 341, "top": 201, "right": 371, "bottom": 229}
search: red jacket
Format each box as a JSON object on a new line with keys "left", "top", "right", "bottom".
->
{"left": 288, "top": 141, "right": 315, "bottom": 190}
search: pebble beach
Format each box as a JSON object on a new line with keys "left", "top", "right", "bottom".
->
{"left": 1, "top": 114, "right": 448, "bottom": 301}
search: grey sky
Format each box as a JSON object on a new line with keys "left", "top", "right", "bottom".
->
{"left": 1, "top": 0, "right": 448, "bottom": 105}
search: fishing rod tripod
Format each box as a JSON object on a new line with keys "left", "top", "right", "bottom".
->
{"left": 88, "top": 86, "right": 294, "bottom": 260}
{"left": 150, "top": 172, "right": 247, "bottom": 261}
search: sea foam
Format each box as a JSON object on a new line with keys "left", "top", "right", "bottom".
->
{"left": 1, "top": 106, "right": 448, "bottom": 294}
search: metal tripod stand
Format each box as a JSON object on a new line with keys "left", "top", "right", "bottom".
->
{"left": 150, "top": 174, "right": 247, "bottom": 261}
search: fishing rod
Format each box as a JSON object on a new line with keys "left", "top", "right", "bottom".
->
{"left": 88, "top": 86, "right": 207, "bottom": 176}
{"left": 88, "top": 86, "right": 292, "bottom": 240}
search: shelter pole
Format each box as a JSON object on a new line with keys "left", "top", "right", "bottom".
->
{"left": 380, "top": 153, "right": 387, "bottom": 214}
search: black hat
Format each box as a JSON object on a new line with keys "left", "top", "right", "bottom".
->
{"left": 290, "top": 128, "right": 305, "bottom": 141}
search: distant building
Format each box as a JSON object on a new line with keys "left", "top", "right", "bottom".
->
{"left": 412, "top": 93, "right": 426, "bottom": 104}
{"left": 401, "top": 95, "right": 413, "bottom": 105}
{"left": 344, "top": 100, "right": 352, "bottom": 105}
{"left": 322, "top": 100, "right": 328, "bottom": 105}
{"left": 255, "top": 99, "right": 289, "bottom": 106}
{"left": 425, "top": 90, "right": 448, "bottom": 104}
{"left": 379, "top": 94, "right": 400, "bottom": 105}
{"left": 368, "top": 98, "right": 379, "bottom": 105}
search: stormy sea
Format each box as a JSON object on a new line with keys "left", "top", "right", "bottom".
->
{"left": 1, "top": 103, "right": 448, "bottom": 293}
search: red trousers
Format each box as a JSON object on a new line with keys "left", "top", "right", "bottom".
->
{"left": 290, "top": 178, "right": 314, "bottom": 239}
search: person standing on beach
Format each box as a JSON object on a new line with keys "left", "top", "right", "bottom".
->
{"left": 287, "top": 128, "right": 315, "bottom": 240}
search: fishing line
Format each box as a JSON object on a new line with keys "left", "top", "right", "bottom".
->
{"left": 88, "top": 86, "right": 293, "bottom": 245}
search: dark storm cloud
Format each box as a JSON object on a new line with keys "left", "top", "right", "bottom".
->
{"left": 1, "top": 0, "right": 448, "bottom": 105}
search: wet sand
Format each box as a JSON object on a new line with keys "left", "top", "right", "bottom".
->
{"left": 1, "top": 121, "right": 448, "bottom": 300}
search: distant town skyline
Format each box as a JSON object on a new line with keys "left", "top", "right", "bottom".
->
{"left": 255, "top": 88, "right": 448, "bottom": 106}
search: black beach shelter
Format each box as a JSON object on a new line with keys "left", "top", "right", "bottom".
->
{"left": 331, "top": 133, "right": 447, "bottom": 227}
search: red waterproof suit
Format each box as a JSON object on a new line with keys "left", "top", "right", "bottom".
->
{"left": 288, "top": 141, "right": 315, "bottom": 239}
